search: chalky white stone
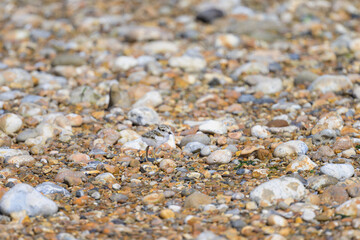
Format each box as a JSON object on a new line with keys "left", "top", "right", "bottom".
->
{"left": 250, "top": 177, "right": 306, "bottom": 206}
{"left": 0, "top": 113, "right": 23, "bottom": 135}
{"left": 320, "top": 163, "right": 354, "bottom": 180}
{"left": 273, "top": 140, "right": 308, "bottom": 158}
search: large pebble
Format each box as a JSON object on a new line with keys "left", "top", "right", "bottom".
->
{"left": 184, "top": 192, "right": 212, "bottom": 208}
{"left": 336, "top": 197, "right": 360, "bottom": 217}
{"left": 307, "top": 175, "right": 338, "bottom": 191}
{"left": 273, "top": 140, "right": 308, "bottom": 158}
{"left": 311, "top": 112, "right": 343, "bottom": 134}
{"left": 122, "top": 138, "right": 147, "bottom": 151}
{"left": 199, "top": 120, "right": 227, "bottom": 135}
{"left": 309, "top": 75, "right": 353, "bottom": 93}
{"left": 183, "top": 142, "right": 206, "bottom": 154}
{"left": 312, "top": 129, "right": 337, "bottom": 145}
{"left": 0, "top": 113, "right": 23, "bottom": 135}
{"left": 0, "top": 148, "right": 29, "bottom": 158}
{"left": 5, "top": 155, "right": 35, "bottom": 166}
{"left": 35, "top": 182, "right": 70, "bottom": 197}
{"left": 320, "top": 164, "right": 354, "bottom": 180}
{"left": 251, "top": 125, "right": 270, "bottom": 138}
{"left": 169, "top": 56, "right": 206, "bottom": 72}
{"left": 127, "top": 107, "right": 160, "bottom": 126}
{"left": 0, "top": 184, "right": 58, "bottom": 217}
{"left": 250, "top": 177, "right": 306, "bottom": 206}
{"left": 180, "top": 133, "right": 211, "bottom": 147}
{"left": 232, "top": 62, "right": 269, "bottom": 78}
{"left": 0, "top": 68, "right": 33, "bottom": 89}
{"left": 52, "top": 54, "right": 86, "bottom": 66}
{"left": 112, "top": 56, "right": 137, "bottom": 72}
{"left": 132, "top": 91, "right": 163, "bottom": 108}
{"left": 286, "top": 155, "right": 317, "bottom": 172}
{"left": 206, "top": 150, "right": 232, "bottom": 164}
{"left": 244, "top": 75, "right": 283, "bottom": 94}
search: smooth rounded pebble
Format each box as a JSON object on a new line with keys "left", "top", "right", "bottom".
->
{"left": 112, "top": 56, "right": 137, "bottom": 72}
{"left": 5, "top": 155, "right": 35, "bottom": 166}
{"left": 132, "top": 91, "right": 163, "bottom": 108}
{"left": 184, "top": 192, "right": 212, "bottom": 209}
{"left": 250, "top": 177, "right": 306, "bottom": 206}
{"left": 244, "top": 75, "right": 283, "bottom": 94}
{"left": 206, "top": 149, "right": 232, "bottom": 164}
{"left": 127, "top": 107, "right": 160, "bottom": 126}
{"left": 169, "top": 55, "right": 206, "bottom": 72}
{"left": 308, "top": 75, "right": 353, "bottom": 93}
{"left": 0, "top": 183, "right": 58, "bottom": 217}
{"left": 180, "top": 133, "right": 211, "bottom": 147}
{"left": 273, "top": 140, "right": 308, "bottom": 158}
{"left": 0, "top": 113, "right": 23, "bottom": 135}
{"left": 286, "top": 155, "right": 317, "bottom": 172}
{"left": 336, "top": 197, "right": 360, "bottom": 217}
{"left": 251, "top": 125, "right": 270, "bottom": 138}
{"left": 199, "top": 120, "right": 227, "bottom": 135}
{"left": 35, "top": 182, "right": 70, "bottom": 197}
{"left": 320, "top": 163, "right": 354, "bottom": 180}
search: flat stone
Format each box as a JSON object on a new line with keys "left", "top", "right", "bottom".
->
{"left": 273, "top": 140, "right": 308, "bottom": 158}
{"left": 309, "top": 75, "right": 353, "bottom": 93}
{"left": 35, "top": 182, "right": 70, "bottom": 197}
{"left": 336, "top": 197, "right": 360, "bottom": 217}
{"left": 184, "top": 192, "right": 212, "bottom": 208}
{"left": 206, "top": 149, "right": 232, "bottom": 164}
{"left": 286, "top": 155, "right": 317, "bottom": 172}
{"left": 199, "top": 120, "right": 227, "bottom": 135}
{"left": 180, "top": 133, "right": 211, "bottom": 147}
{"left": 127, "top": 107, "right": 160, "bottom": 126}
{"left": 307, "top": 175, "right": 339, "bottom": 191}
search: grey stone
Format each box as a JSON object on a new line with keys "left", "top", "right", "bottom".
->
{"left": 35, "top": 182, "right": 70, "bottom": 197}
{"left": 127, "top": 107, "right": 160, "bottom": 126}
{"left": 180, "top": 133, "right": 211, "bottom": 147}
{"left": 0, "top": 183, "right": 58, "bottom": 217}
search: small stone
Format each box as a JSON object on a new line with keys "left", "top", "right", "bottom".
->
{"left": 250, "top": 177, "right": 306, "bottom": 206}
{"left": 320, "top": 185, "right": 349, "bottom": 204}
{"left": 245, "top": 201, "right": 257, "bottom": 210}
{"left": 336, "top": 197, "right": 360, "bottom": 217}
{"left": 5, "top": 155, "right": 35, "bottom": 166}
{"left": 110, "top": 193, "right": 128, "bottom": 203}
{"left": 286, "top": 155, "right": 317, "bottom": 172}
{"left": 312, "top": 129, "right": 337, "bottom": 145}
{"left": 0, "top": 68, "right": 33, "bottom": 89}
{"left": 159, "top": 159, "right": 176, "bottom": 173}
{"left": 95, "top": 173, "right": 116, "bottom": 184}
{"left": 266, "top": 119, "right": 289, "bottom": 128}
{"left": 69, "top": 153, "right": 91, "bottom": 165}
{"left": 273, "top": 140, "right": 308, "bottom": 158}
{"left": 267, "top": 214, "right": 288, "bottom": 227}
{"left": 244, "top": 75, "right": 283, "bottom": 94}
{"left": 312, "top": 146, "right": 335, "bottom": 160}
{"left": 333, "top": 136, "right": 353, "bottom": 151}
{"left": 0, "top": 184, "right": 58, "bottom": 217}
{"left": 199, "top": 120, "right": 227, "bottom": 135}
{"left": 159, "top": 209, "right": 175, "bottom": 219}
{"left": 301, "top": 209, "right": 316, "bottom": 222}
{"left": 127, "top": 107, "right": 160, "bottom": 126}
{"left": 184, "top": 192, "right": 212, "bottom": 208}
{"left": 180, "top": 133, "right": 211, "bottom": 147}
{"left": 112, "top": 56, "right": 137, "bottom": 72}
{"left": 52, "top": 54, "right": 86, "bottom": 66}
{"left": 320, "top": 163, "right": 354, "bottom": 180}
{"left": 55, "top": 169, "right": 86, "bottom": 186}
{"left": 307, "top": 175, "right": 339, "bottom": 191}
{"left": 132, "top": 91, "right": 163, "bottom": 108}
{"left": 251, "top": 125, "right": 270, "bottom": 138}
{"left": 143, "top": 193, "right": 165, "bottom": 204}
{"left": 0, "top": 113, "right": 23, "bottom": 135}
{"left": 347, "top": 184, "right": 360, "bottom": 198}
{"left": 169, "top": 55, "right": 206, "bottom": 72}
{"left": 311, "top": 112, "right": 344, "bottom": 135}
{"left": 35, "top": 182, "right": 70, "bottom": 197}
{"left": 206, "top": 150, "right": 232, "bottom": 164}
{"left": 309, "top": 75, "right": 353, "bottom": 93}
{"left": 196, "top": 8, "right": 224, "bottom": 23}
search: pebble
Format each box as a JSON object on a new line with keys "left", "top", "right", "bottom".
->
{"left": 143, "top": 193, "right": 165, "bottom": 205}
{"left": 307, "top": 175, "right": 339, "bottom": 191}
{"left": 127, "top": 107, "right": 160, "bottom": 126}
{"left": 95, "top": 173, "right": 116, "bottom": 184}
{"left": 267, "top": 214, "right": 288, "bottom": 227}
{"left": 309, "top": 75, "right": 353, "bottom": 93}
{"left": 159, "top": 209, "right": 175, "bottom": 219}
{"left": 286, "top": 155, "right": 317, "bottom": 172}
{"left": 196, "top": 8, "right": 224, "bottom": 23}
{"left": 312, "top": 129, "right": 337, "bottom": 145}
{"left": 35, "top": 182, "right": 70, "bottom": 197}
{"left": 244, "top": 75, "right": 283, "bottom": 94}
{"left": 5, "top": 155, "right": 35, "bottom": 166}
{"left": 183, "top": 142, "right": 205, "bottom": 154}
{"left": 0, "top": 68, "right": 33, "bottom": 89}
{"left": 169, "top": 55, "right": 206, "bottom": 72}
{"left": 112, "top": 56, "right": 137, "bottom": 72}
{"left": 0, "top": 113, "right": 23, "bottom": 135}
{"left": 294, "top": 70, "right": 318, "bottom": 86}
{"left": 336, "top": 197, "right": 360, "bottom": 217}
{"left": 250, "top": 177, "right": 306, "bottom": 206}
{"left": 199, "top": 120, "right": 227, "bottom": 135}
{"left": 251, "top": 125, "right": 270, "bottom": 139}
{"left": 206, "top": 150, "right": 232, "bottom": 165}
{"left": 132, "top": 91, "right": 163, "bottom": 108}
{"left": 180, "top": 133, "right": 211, "bottom": 147}
{"left": 0, "top": 183, "right": 58, "bottom": 217}
{"left": 273, "top": 140, "right": 308, "bottom": 158}
{"left": 110, "top": 193, "right": 128, "bottom": 203}
{"left": 320, "top": 163, "right": 354, "bottom": 180}
{"left": 184, "top": 192, "right": 212, "bottom": 208}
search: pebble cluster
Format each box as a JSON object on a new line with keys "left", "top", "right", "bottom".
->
{"left": 1, "top": 0, "right": 360, "bottom": 239}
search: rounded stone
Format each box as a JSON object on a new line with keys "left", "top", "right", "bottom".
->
{"left": 35, "top": 182, "right": 70, "bottom": 197}
{"left": 127, "top": 107, "right": 160, "bottom": 126}
{"left": 0, "top": 183, "right": 58, "bottom": 217}
{"left": 250, "top": 177, "right": 306, "bottom": 206}
{"left": 206, "top": 150, "right": 232, "bottom": 165}
{"left": 286, "top": 155, "right": 317, "bottom": 172}
{"left": 180, "top": 133, "right": 211, "bottom": 147}
{"left": 184, "top": 192, "right": 212, "bottom": 209}
{"left": 320, "top": 163, "right": 354, "bottom": 180}
{"left": 309, "top": 75, "right": 353, "bottom": 93}
{"left": 0, "top": 113, "right": 23, "bottom": 135}
{"left": 251, "top": 125, "right": 270, "bottom": 138}
{"left": 143, "top": 193, "right": 165, "bottom": 204}
{"left": 273, "top": 140, "right": 308, "bottom": 158}
{"left": 199, "top": 120, "right": 227, "bottom": 135}
{"left": 267, "top": 214, "right": 288, "bottom": 227}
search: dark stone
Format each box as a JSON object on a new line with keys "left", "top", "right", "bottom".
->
{"left": 196, "top": 8, "right": 224, "bottom": 23}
